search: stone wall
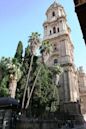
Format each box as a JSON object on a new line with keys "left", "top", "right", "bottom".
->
{"left": 78, "top": 67, "right": 86, "bottom": 114}
{"left": 16, "top": 118, "right": 84, "bottom": 129}
{"left": 16, "top": 120, "right": 59, "bottom": 129}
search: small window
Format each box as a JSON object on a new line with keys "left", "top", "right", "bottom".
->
{"left": 53, "top": 27, "right": 56, "bottom": 33}
{"left": 54, "top": 44, "right": 57, "bottom": 51}
{"left": 54, "top": 47, "right": 57, "bottom": 51}
{"left": 54, "top": 59, "right": 58, "bottom": 65}
{"left": 60, "top": 9, "right": 63, "bottom": 15}
{"left": 50, "top": 30, "right": 52, "bottom": 35}
{"left": 45, "top": 26, "right": 47, "bottom": 29}
{"left": 60, "top": 20, "right": 62, "bottom": 23}
{"left": 52, "top": 11, "right": 55, "bottom": 17}
{"left": 57, "top": 28, "right": 60, "bottom": 32}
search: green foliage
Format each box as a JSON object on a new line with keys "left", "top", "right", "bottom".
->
{"left": 24, "top": 45, "right": 30, "bottom": 59}
{"left": 7, "top": 58, "right": 22, "bottom": 81}
{"left": 22, "top": 32, "right": 41, "bottom": 109}
{"left": 28, "top": 32, "right": 41, "bottom": 55}
{"left": 17, "top": 51, "right": 38, "bottom": 104}
{"left": 14, "top": 41, "right": 23, "bottom": 63}
{"left": 40, "top": 40, "right": 52, "bottom": 54}
{"left": 0, "top": 57, "right": 22, "bottom": 97}
{"left": 0, "top": 57, "right": 11, "bottom": 77}
{"left": 0, "top": 33, "right": 62, "bottom": 119}
{"left": 39, "top": 40, "right": 53, "bottom": 64}
{"left": 23, "top": 45, "right": 31, "bottom": 73}
{"left": 28, "top": 32, "right": 40, "bottom": 44}
{"left": 0, "top": 57, "right": 10, "bottom": 96}
{"left": 16, "top": 45, "right": 31, "bottom": 102}
{"left": 30, "top": 64, "right": 59, "bottom": 118}
{"left": 0, "top": 75, "right": 9, "bottom": 97}
{"left": 50, "top": 65, "right": 63, "bottom": 75}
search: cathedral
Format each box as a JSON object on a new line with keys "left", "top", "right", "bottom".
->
{"left": 43, "top": 1, "right": 86, "bottom": 116}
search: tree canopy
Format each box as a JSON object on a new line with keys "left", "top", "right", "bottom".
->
{"left": 0, "top": 32, "right": 62, "bottom": 119}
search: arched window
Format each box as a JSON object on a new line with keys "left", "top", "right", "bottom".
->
{"left": 60, "top": 9, "right": 63, "bottom": 15}
{"left": 53, "top": 27, "right": 56, "bottom": 33}
{"left": 52, "top": 11, "right": 55, "bottom": 17}
{"left": 60, "top": 20, "right": 62, "bottom": 23}
{"left": 54, "top": 59, "right": 58, "bottom": 65}
{"left": 45, "top": 26, "right": 47, "bottom": 29}
{"left": 54, "top": 47, "right": 57, "bottom": 51}
{"left": 50, "top": 30, "right": 52, "bottom": 35}
{"left": 54, "top": 44, "right": 57, "bottom": 51}
{"left": 57, "top": 27, "right": 60, "bottom": 32}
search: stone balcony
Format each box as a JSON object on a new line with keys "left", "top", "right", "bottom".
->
{"left": 60, "top": 55, "right": 73, "bottom": 65}
{"left": 43, "top": 30, "right": 69, "bottom": 40}
{"left": 43, "top": 16, "right": 66, "bottom": 25}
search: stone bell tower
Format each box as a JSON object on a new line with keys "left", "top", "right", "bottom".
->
{"left": 43, "top": 1, "right": 79, "bottom": 103}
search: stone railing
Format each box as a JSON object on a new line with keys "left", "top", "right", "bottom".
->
{"left": 44, "top": 30, "right": 69, "bottom": 40}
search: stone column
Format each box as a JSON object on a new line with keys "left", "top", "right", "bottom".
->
{"left": 63, "top": 71, "right": 70, "bottom": 102}
{"left": 67, "top": 67, "right": 78, "bottom": 102}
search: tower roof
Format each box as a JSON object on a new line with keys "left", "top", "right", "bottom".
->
{"left": 46, "top": 1, "right": 63, "bottom": 14}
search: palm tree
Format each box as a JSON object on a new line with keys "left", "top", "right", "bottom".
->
{"left": 25, "top": 40, "right": 52, "bottom": 109}
{"left": 9, "top": 73, "right": 17, "bottom": 98}
{"left": 50, "top": 65, "right": 62, "bottom": 86}
{"left": 50, "top": 65, "right": 63, "bottom": 108}
{"left": 22, "top": 32, "right": 41, "bottom": 109}
{"left": 8, "top": 58, "right": 22, "bottom": 98}
{"left": 29, "top": 32, "right": 41, "bottom": 55}
{"left": 25, "top": 41, "right": 63, "bottom": 109}
{"left": 0, "top": 57, "right": 22, "bottom": 98}
{"left": 40, "top": 40, "right": 52, "bottom": 63}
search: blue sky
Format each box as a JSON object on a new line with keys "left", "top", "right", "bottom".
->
{"left": 0, "top": 0, "right": 86, "bottom": 70}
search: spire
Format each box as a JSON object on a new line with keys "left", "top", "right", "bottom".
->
{"left": 46, "top": 0, "right": 62, "bottom": 14}
{"left": 53, "top": 0, "right": 58, "bottom": 7}
{"left": 54, "top": 0, "right": 57, "bottom": 2}
{"left": 54, "top": 0, "right": 58, "bottom": 3}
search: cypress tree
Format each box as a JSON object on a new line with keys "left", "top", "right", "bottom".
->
{"left": 14, "top": 41, "right": 23, "bottom": 63}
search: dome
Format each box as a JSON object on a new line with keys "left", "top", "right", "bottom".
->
{"left": 46, "top": 1, "right": 63, "bottom": 14}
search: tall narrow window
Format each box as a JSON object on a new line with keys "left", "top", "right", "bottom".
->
{"left": 57, "top": 27, "right": 60, "bottom": 32}
{"left": 50, "top": 30, "right": 52, "bottom": 35}
{"left": 53, "top": 27, "right": 56, "bottom": 33}
{"left": 54, "top": 47, "right": 57, "bottom": 51}
{"left": 45, "top": 26, "right": 47, "bottom": 29}
{"left": 52, "top": 11, "right": 55, "bottom": 17}
{"left": 54, "top": 44, "right": 57, "bottom": 51}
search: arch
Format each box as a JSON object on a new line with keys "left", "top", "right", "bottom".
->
{"left": 60, "top": 20, "right": 62, "bottom": 23}
{"left": 45, "top": 26, "right": 47, "bottom": 29}
{"left": 54, "top": 59, "right": 58, "bottom": 65}
{"left": 57, "top": 27, "right": 60, "bottom": 32}
{"left": 53, "top": 27, "right": 56, "bottom": 33}
{"left": 50, "top": 30, "right": 52, "bottom": 35}
{"left": 52, "top": 11, "right": 55, "bottom": 17}
{"left": 54, "top": 44, "right": 57, "bottom": 51}
{"left": 60, "top": 9, "right": 63, "bottom": 15}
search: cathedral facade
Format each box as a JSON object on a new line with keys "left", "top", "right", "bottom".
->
{"left": 43, "top": 1, "right": 86, "bottom": 115}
